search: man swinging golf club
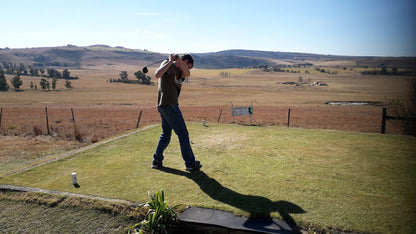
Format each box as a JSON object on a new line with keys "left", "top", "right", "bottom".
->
{"left": 152, "top": 53, "right": 202, "bottom": 171}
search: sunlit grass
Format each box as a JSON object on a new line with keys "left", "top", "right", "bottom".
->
{"left": 191, "top": 68, "right": 254, "bottom": 78}
{"left": 1, "top": 123, "right": 415, "bottom": 233}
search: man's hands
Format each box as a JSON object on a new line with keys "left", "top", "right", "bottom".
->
{"left": 172, "top": 54, "right": 191, "bottom": 78}
{"left": 155, "top": 54, "right": 176, "bottom": 78}
{"left": 155, "top": 54, "right": 190, "bottom": 79}
{"left": 169, "top": 54, "right": 179, "bottom": 62}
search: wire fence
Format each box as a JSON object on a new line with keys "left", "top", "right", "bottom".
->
{"left": 0, "top": 105, "right": 403, "bottom": 142}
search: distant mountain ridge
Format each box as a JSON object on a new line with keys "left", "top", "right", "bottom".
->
{"left": 199, "top": 49, "right": 335, "bottom": 59}
{"left": 0, "top": 45, "right": 414, "bottom": 69}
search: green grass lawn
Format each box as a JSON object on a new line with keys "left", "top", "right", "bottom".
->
{"left": 1, "top": 123, "right": 415, "bottom": 233}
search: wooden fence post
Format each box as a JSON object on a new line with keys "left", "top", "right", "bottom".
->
{"left": 287, "top": 108, "right": 291, "bottom": 127}
{"left": 381, "top": 107, "right": 387, "bottom": 134}
{"left": 0, "top": 107, "right": 2, "bottom": 129}
{"left": 217, "top": 109, "right": 222, "bottom": 123}
{"left": 71, "top": 108, "right": 78, "bottom": 138}
{"left": 45, "top": 107, "right": 50, "bottom": 135}
{"left": 136, "top": 110, "right": 143, "bottom": 128}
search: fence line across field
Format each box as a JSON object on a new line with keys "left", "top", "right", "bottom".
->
{"left": 0, "top": 105, "right": 404, "bottom": 140}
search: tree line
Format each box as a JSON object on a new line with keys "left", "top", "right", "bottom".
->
{"left": 254, "top": 65, "right": 308, "bottom": 74}
{"left": 0, "top": 70, "right": 73, "bottom": 92}
{"left": 109, "top": 70, "right": 153, "bottom": 85}
{"left": 360, "top": 66, "right": 399, "bottom": 75}
{"left": 1, "top": 62, "right": 79, "bottom": 79}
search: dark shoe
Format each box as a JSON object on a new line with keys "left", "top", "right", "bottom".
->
{"left": 152, "top": 161, "right": 163, "bottom": 169}
{"left": 186, "top": 161, "right": 202, "bottom": 171}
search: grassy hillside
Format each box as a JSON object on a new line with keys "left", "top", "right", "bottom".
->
{"left": 0, "top": 45, "right": 273, "bottom": 69}
{"left": 1, "top": 123, "right": 415, "bottom": 233}
{"left": 192, "top": 53, "right": 270, "bottom": 69}
{"left": 0, "top": 45, "right": 165, "bottom": 69}
{"left": 2, "top": 45, "right": 415, "bottom": 70}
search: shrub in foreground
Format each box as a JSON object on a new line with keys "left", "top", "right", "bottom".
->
{"left": 127, "top": 191, "right": 179, "bottom": 234}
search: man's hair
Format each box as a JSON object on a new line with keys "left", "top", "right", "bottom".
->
{"left": 181, "top": 54, "right": 194, "bottom": 68}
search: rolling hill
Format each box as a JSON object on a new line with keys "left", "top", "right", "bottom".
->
{"left": 0, "top": 45, "right": 415, "bottom": 70}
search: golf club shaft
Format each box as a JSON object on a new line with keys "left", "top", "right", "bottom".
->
{"left": 144, "top": 59, "right": 166, "bottom": 68}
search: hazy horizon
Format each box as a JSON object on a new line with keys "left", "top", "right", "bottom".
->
{"left": 2, "top": 0, "right": 415, "bottom": 57}
{"left": 3, "top": 44, "right": 415, "bottom": 58}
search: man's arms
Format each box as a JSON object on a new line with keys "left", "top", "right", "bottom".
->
{"left": 154, "top": 54, "right": 175, "bottom": 79}
{"left": 176, "top": 58, "right": 191, "bottom": 78}
{"left": 154, "top": 54, "right": 190, "bottom": 78}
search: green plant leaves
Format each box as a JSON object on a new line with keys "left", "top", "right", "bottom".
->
{"left": 128, "top": 190, "right": 179, "bottom": 234}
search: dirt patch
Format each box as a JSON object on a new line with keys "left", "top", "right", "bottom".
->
{"left": 0, "top": 135, "right": 84, "bottom": 176}
{"left": 197, "top": 129, "right": 249, "bottom": 151}
{"left": 0, "top": 135, "right": 82, "bottom": 161}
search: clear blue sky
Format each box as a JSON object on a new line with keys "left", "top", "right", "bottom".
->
{"left": 2, "top": 0, "right": 415, "bottom": 56}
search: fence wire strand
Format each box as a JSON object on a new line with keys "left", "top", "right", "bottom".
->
{"left": 0, "top": 105, "right": 403, "bottom": 142}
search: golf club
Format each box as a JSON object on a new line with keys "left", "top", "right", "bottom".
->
{"left": 142, "top": 55, "right": 179, "bottom": 73}
{"left": 142, "top": 59, "right": 165, "bottom": 73}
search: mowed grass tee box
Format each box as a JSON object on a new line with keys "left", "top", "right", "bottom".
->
{"left": 1, "top": 123, "right": 415, "bottom": 233}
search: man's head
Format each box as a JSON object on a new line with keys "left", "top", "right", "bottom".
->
{"left": 181, "top": 54, "right": 194, "bottom": 69}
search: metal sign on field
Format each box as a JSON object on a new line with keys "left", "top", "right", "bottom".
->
{"left": 232, "top": 106, "right": 253, "bottom": 116}
{"left": 228, "top": 100, "right": 257, "bottom": 124}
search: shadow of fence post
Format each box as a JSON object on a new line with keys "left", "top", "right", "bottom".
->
{"left": 381, "top": 107, "right": 416, "bottom": 134}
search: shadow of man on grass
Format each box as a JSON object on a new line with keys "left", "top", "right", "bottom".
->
{"left": 160, "top": 167, "right": 305, "bottom": 232}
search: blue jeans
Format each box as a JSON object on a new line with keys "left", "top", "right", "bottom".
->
{"left": 154, "top": 105, "right": 196, "bottom": 167}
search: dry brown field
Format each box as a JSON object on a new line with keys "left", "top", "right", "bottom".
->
{"left": 0, "top": 64, "right": 413, "bottom": 175}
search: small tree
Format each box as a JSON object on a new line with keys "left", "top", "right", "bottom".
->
{"left": 119, "top": 71, "right": 128, "bottom": 82}
{"left": 62, "top": 69, "right": 70, "bottom": 79}
{"left": 40, "top": 78, "right": 49, "bottom": 90}
{"left": 134, "top": 70, "right": 152, "bottom": 85}
{"left": 11, "top": 74, "right": 23, "bottom": 91}
{"left": 0, "top": 71, "right": 9, "bottom": 91}
{"left": 47, "top": 68, "right": 56, "bottom": 78}
{"left": 52, "top": 78, "right": 57, "bottom": 90}
{"left": 18, "top": 63, "right": 25, "bottom": 75}
{"left": 65, "top": 80, "right": 73, "bottom": 89}
{"left": 30, "top": 81, "right": 34, "bottom": 90}
{"left": 54, "top": 70, "right": 61, "bottom": 78}
{"left": 29, "top": 68, "right": 38, "bottom": 76}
